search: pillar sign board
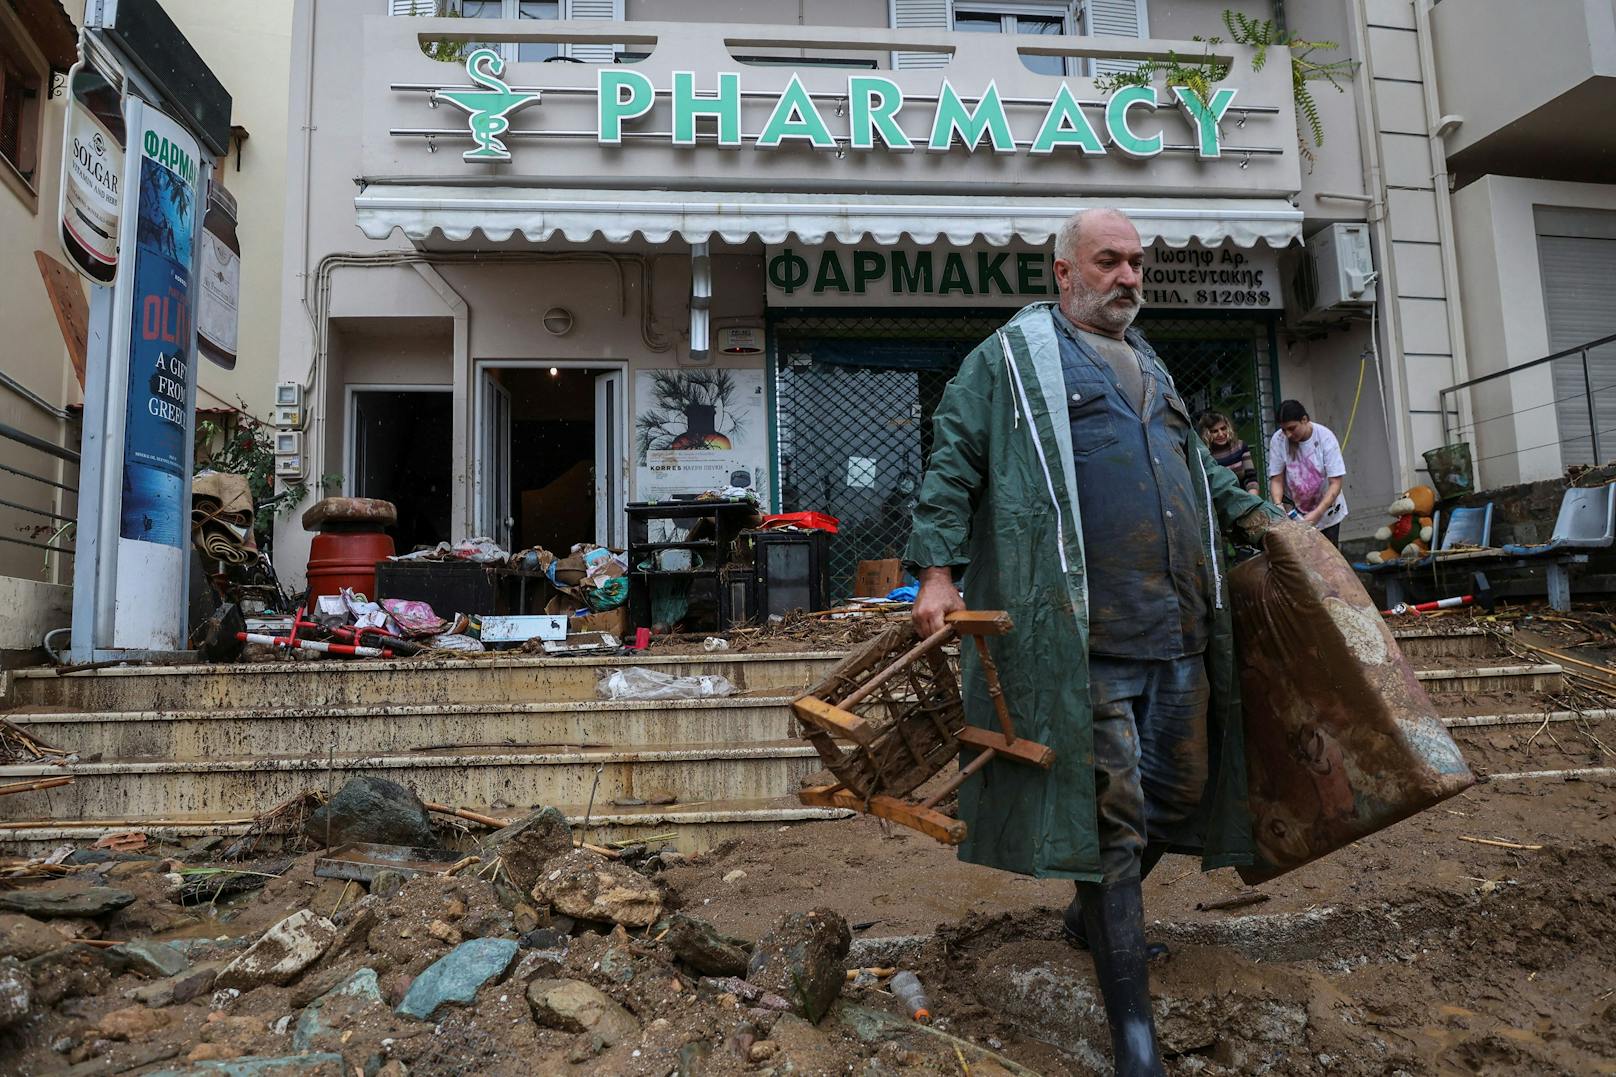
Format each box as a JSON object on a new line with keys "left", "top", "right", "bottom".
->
{"left": 765, "top": 242, "right": 1281, "bottom": 310}
{"left": 69, "top": 6, "right": 228, "bottom": 661}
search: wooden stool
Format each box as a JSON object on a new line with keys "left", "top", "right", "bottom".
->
{"left": 793, "top": 610, "right": 1053, "bottom": 844}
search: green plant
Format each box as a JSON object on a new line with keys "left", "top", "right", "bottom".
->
{"left": 193, "top": 406, "right": 337, "bottom": 536}
{"left": 1096, "top": 10, "right": 1356, "bottom": 163}
{"left": 416, "top": 6, "right": 474, "bottom": 65}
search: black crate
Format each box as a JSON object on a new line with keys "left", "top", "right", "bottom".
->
{"left": 752, "top": 529, "right": 831, "bottom": 619}
{"left": 374, "top": 560, "right": 502, "bottom": 617}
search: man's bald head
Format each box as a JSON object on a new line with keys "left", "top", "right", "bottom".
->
{"left": 1051, "top": 208, "right": 1146, "bottom": 338}
{"left": 1053, "top": 208, "right": 1139, "bottom": 269}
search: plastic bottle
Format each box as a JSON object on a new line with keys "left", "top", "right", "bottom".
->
{"left": 889, "top": 970, "right": 931, "bottom": 1023}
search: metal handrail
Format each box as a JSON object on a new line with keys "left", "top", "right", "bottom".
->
{"left": 0, "top": 421, "right": 79, "bottom": 561}
{"left": 1440, "top": 332, "right": 1616, "bottom": 462}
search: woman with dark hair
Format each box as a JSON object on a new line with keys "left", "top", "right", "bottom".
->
{"left": 1267, "top": 399, "right": 1348, "bottom": 546}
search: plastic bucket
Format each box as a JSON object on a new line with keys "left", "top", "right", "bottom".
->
{"left": 306, "top": 531, "right": 396, "bottom": 602}
{"left": 1422, "top": 442, "right": 1475, "bottom": 501}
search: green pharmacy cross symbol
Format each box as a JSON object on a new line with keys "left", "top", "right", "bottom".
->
{"left": 437, "top": 48, "right": 541, "bottom": 162}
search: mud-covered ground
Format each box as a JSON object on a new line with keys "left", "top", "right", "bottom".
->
{"left": 2, "top": 608, "right": 1613, "bottom": 1074}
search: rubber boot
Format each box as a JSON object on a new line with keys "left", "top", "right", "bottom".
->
{"left": 1063, "top": 845, "right": 1168, "bottom": 958}
{"left": 1077, "top": 878, "right": 1166, "bottom": 1077}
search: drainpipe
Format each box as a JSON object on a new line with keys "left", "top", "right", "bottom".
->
{"left": 1411, "top": 0, "right": 1472, "bottom": 441}
{"left": 1344, "top": 0, "right": 1418, "bottom": 490}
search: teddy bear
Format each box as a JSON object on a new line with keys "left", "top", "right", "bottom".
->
{"left": 1366, "top": 485, "right": 1436, "bottom": 564}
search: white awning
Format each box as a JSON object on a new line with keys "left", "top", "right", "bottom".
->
{"left": 353, "top": 187, "right": 1303, "bottom": 249}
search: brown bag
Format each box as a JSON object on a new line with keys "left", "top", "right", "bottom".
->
{"left": 1230, "top": 524, "right": 1475, "bottom": 883}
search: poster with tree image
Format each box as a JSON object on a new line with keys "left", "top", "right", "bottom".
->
{"left": 634, "top": 368, "right": 767, "bottom": 540}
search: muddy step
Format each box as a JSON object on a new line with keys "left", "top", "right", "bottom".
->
{"left": 4, "top": 696, "right": 799, "bottom": 761}
{"left": 1413, "top": 663, "right": 1564, "bottom": 695}
{"left": 0, "top": 742, "right": 823, "bottom": 821}
{"left": 0, "top": 795, "right": 854, "bottom": 857}
{"left": 1392, "top": 626, "right": 1506, "bottom": 662}
{"left": 1445, "top": 712, "right": 1615, "bottom": 775}
{"left": 0, "top": 651, "right": 847, "bottom": 713}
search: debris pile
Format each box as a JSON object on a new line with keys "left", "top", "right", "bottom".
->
{"left": 0, "top": 789, "right": 1010, "bottom": 1077}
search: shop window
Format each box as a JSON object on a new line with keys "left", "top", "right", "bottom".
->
{"left": 425, "top": 0, "right": 622, "bottom": 64}
{"left": 954, "top": 4, "right": 1072, "bottom": 76}
{"left": 0, "top": 30, "right": 44, "bottom": 202}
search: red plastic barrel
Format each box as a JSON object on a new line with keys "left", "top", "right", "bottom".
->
{"left": 306, "top": 531, "right": 395, "bottom": 602}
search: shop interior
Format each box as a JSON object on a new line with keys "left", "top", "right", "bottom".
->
{"left": 350, "top": 388, "right": 453, "bottom": 554}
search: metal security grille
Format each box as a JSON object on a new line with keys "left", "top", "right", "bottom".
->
{"left": 771, "top": 309, "right": 1277, "bottom": 602}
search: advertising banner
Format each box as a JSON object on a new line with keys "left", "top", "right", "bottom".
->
{"left": 633, "top": 369, "right": 768, "bottom": 536}
{"left": 119, "top": 108, "right": 199, "bottom": 549}
{"left": 59, "top": 56, "right": 126, "bottom": 284}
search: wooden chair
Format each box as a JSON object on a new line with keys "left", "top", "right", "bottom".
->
{"left": 793, "top": 610, "right": 1053, "bottom": 844}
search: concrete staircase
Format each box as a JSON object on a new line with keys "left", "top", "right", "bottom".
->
{"left": 0, "top": 651, "right": 850, "bottom": 853}
{"left": 2, "top": 625, "right": 1606, "bottom": 855}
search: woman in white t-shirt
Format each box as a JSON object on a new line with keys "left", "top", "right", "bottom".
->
{"left": 1267, "top": 399, "right": 1349, "bottom": 547}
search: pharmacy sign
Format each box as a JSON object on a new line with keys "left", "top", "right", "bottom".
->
{"left": 432, "top": 55, "right": 1252, "bottom": 161}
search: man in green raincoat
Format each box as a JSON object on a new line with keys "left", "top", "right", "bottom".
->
{"left": 905, "top": 209, "right": 1282, "bottom": 1076}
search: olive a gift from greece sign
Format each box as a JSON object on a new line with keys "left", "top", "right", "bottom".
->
{"left": 764, "top": 242, "right": 1281, "bottom": 310}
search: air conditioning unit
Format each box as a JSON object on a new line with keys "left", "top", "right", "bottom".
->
{"left": 1284, "top": 223, "right": 1376, "bottom": 323}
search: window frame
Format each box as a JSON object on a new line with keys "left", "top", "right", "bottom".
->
{"left": 0, "top": 4, "right": 50, "bottom": 209}
{"left": 445, "top": 0, "right": 569, "bottom": 64}
{"left": 951, "top": 1, "right": 1077, "bottom": 77}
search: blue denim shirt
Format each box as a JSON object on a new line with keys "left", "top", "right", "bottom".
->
{"left": 1053, "top": 309, "right": 1210, "bottom": 659}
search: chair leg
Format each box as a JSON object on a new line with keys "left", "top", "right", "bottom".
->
{"left": 1386, "top": 576, "right": 1409, "bottom": 609}
{"left": 1547, "top": 561, "right": 1571, "bottom": 612}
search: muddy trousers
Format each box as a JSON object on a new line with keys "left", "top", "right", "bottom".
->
{"left": 1089, "top": 653, "right": 1212, "bottom": 885}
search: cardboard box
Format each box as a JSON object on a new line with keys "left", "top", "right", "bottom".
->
{"left": 545, "top": 595, "right": 628, "bottom": 639}
{"left": 855, "top": 558, "right": 904, "bottom": 598}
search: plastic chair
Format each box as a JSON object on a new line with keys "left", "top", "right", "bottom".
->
{"left": 1501, "top": 484, "right": 1616, "bottom": 611}
{"left": 1433, "top": 504, "right": 1494, "bottom": 552}
{"left": 1502, "top": 484, "right": 1616, "bottom": 555}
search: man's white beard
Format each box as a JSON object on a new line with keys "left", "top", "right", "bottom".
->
{"left": 1068, "top": 285, "right": 1143, "bottom": 334}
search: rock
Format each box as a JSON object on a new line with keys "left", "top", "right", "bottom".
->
{"left": 513, "top": 903, "right": 541, "bottom": 934}
{"left": 0, "top": 886, "right": 136, "bottom": 919}
{"left": 215, "top": 910, "right": 337, "bottom": 992}
{"left": 443, "top": 897, "right": 466, "bottom": 921}
{"left": 532, "top": 850, "right": 664, "bottom": 928}
{"left": 0, "top": 913, "right": 67, "bottom": 960}
{"left": 426, "top": 919, "right": 462, "bottom": 946}
{"left": 325, "top": 898, "right": 380, "bottom": 962}
{"left": 526, "top": 978, "right": 640, "bottom": 1045}
{"left": 49, "top": 917, "right": 103, "bottom": 941}
{"left": 293, "top": 968, "right": 383, "bottom": 1052}
{"left": 189, "top": 1043, "right": 244, "bottom": 1062}
{"left": 749, "top": 1040, "right": 779, "bottom": 1062}
{"left": 369, "top": 870, "right": 407, "bottom": 901}
{"left": 478, "top": 807, "right": 571, "bottom": 893}
{"left": 0, "top": 958, "right": 31, "bottom": 1029}
{"left": 24, "top": 943, "right": 114, "bottom": 1004}
{"left": 459, "top": 906, "right": 513, "bottom": 940}
{"left": 666, "top": 913, "right": 750, "bottom": 977}
{"left": 746, "top": 908, "right": 850, "bottom": 1023}
{"left": 519, "top": 927, "right": 569, "bottom": 951}
{"left": 303, "top": 776, "right": 436, "bottom": 849}
{"left": 396, "top": 937, "right": 518, "bottom": 1021}
{"left": 104, "top": 858, "right": 162, "bottom": 878}
{"left": 96, "top": 1004, "right": 172, "bottom": 1041}
{"left": 131, "top": 959, "right": 225, "bottom": 1007}
{"left": 722, "top": 869, "right": 747, "bottom": 884}
{"left": 115, "top": 940, "right": 190, "bottom": 979}
{"left": 205, "top": 1014, "right": 269, "bottom": 1044}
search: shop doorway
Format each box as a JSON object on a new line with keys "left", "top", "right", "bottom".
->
{"left": 348, "top": 386, "right": 454, "bottom": 554}
{"left": 477, "top": 363, "right": 626, "bottom": 554}
{"left": 769, "top": 310, "right": 1278, "bottom": 601}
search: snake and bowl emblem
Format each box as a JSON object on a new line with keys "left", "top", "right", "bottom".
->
{"left": 437, "top": 48, "right": 542, "bottom": 162}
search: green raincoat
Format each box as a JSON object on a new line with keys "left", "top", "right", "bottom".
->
{"left": 903, "top": 302, "right": 1274, "bottom": 881}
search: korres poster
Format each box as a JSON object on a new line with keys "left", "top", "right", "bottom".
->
{"left": 634, "top": 368, "right": 769, "bottom": 510}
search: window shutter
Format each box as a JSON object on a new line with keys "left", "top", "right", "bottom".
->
{"left": 388, "top": 0, "right": 439, "bottom": 15}
{"left": 1086, "top": 0, "right": 1148, "bottom": 77}
{"left": 891, "top": 0, "right": 951, "bottom": 70}
{"left": 565, "top": 0, "right": 624, "bottom": 64}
